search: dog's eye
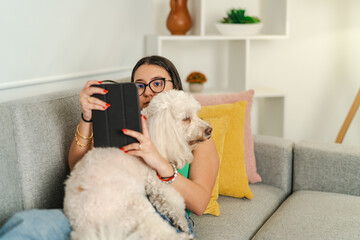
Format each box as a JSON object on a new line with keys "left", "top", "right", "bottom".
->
{"left": 183, "top": 116, "right": 191, "bottom": 123}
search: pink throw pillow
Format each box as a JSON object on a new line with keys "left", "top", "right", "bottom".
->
{"left": 193, "top": 90, "right": 262, "bottom": 184}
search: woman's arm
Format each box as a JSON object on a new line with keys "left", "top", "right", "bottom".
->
{"left": 68, "top": 80, "right": 110, "bottom": 170}
{"left": 68, "top": 120, "right": 93, "bottom": 171}
{"left": 171, "top": 138, "right": 219, "bottom": 215}
{"left": 123, "top": 118, "right": 219, "bottom": 216}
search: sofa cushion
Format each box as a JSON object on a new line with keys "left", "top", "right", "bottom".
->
{"left": 0, "top": 89, "right": 80, "bottom": 213}
{"left": 253, "top": 135, "right": 293, "bottom": 195}
{"left": 198, "top": 101, "right": 253, "bottom": 199}
{"left": 253, "top": 190, "right": 360, "bottom": 240}
{"left": 0, "top": 106, "right": 22, "bottom": 226}
{"left": 192, "top": 183, "right": 287, "bottom": 240}
{"left": 294, "top": 141, "right": 360, "bottom": 196}
{"left": 201, "top": 116, "right": 230, "bottom": 216}
{"left": 194, "top": 90, "right": 261, "bottom": 184}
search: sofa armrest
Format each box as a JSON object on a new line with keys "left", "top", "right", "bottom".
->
{"left": 294, "top": 141, "right": 360, "bottom": 197}
{"left": 253, "top": 135, "right": 294, "bottom": 195}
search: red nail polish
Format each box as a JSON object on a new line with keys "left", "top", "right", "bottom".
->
{"left": 103, "top": 106, "right": 107, "bottom": 110}
{"left": 124, "top": 151, "right": 128, "bottom": 154}
{"left": 120, "top": 147, "right": 124, "bottom": 151}
{"left": 106, "top": 103, "right": 110, "bottom": 107}
{"left": 103, "top": 89, "right": 108, "bottom": 93}
{"left": 122, "top": 129, "right": 127, "bottom": 133}
{"left": 142, "top": 115, "right": 147, "bottom": 120}
{"left": 98, "top": 81, "right": 102, "bottom": 84}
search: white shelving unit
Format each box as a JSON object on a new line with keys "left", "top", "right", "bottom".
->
{"left": 147, "top": 0, "right": 288, "bottom": 137}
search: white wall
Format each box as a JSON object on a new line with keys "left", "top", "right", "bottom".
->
{"left": 1, "top": 0, "right": 359, "bottom": 145}
{"left": 153, "top": 0, "right": 360, "bottom": 145}
{"left": 249, "top": 0, "right": 360, "bottom": 145}
{"left": 0, "top": 0, "right": 153, "bottom": 102}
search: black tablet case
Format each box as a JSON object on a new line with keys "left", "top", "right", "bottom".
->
{"left": 91, "top": 82, "right": 142, "bottom": 148}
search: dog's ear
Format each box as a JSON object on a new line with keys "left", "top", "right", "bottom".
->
{"left": 147, "top": 108, "right": 193, "bottom": 169}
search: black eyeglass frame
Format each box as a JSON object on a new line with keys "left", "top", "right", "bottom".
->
{"left": 135, "top": 78, "right": 173, "bottom": 96}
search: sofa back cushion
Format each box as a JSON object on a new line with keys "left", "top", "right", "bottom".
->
{"left": 0, "top": 105, "right": 22, "bottom": 226}
{"left": 0, "top": 89, "right": 80, "bottom": 225}
{"left": 294, "top": 140, "right": 360, "bottom": 197}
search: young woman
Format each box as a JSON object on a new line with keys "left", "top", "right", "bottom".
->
{"left": 0, "top": 55, "right": 219, "bottom": 239}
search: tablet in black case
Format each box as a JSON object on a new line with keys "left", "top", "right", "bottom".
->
{"left": 91, "top": 82, "right": 142, "bottom": 148}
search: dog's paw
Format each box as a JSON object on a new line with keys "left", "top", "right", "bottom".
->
{"left": 174, "top": 219, "right": 190, "bottom": 234}
{"left": 178, "top": 233, "right": 194, "bottom": 240}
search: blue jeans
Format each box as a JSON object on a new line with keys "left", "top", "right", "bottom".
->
{"left": 0, "top": 209, "right": 194, "bottom": 240}
{"left": 0, "top": 210, "right": 71, "bottom": 240}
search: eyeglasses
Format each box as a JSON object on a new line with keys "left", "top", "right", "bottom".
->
{"left": 135, "top": 78, "right": 173, "bottom": 96}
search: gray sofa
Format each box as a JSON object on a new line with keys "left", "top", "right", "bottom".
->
{"left": 1, "top": 89, "right": 360, "bottom": 239}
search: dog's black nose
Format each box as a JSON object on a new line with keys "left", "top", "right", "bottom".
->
{"left": 204, "top": 127, "right": 212, "bottom": 138}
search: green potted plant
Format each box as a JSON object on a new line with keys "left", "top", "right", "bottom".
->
{"left": 215, "top": 8, "right": 263, "bottom": 36}
{"left": 186, "top": 71, "right": 207, "bottom": 93}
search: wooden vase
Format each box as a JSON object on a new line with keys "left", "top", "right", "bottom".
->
{"left": 166, "top": 0, "right": 192, "bottom": 35}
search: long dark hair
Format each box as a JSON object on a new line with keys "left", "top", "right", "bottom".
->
{"left": 131, "top": 55, "right": 183, "bottom": 90}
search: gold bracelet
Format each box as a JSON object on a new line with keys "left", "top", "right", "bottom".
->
{"left": 76, "top": 124, "right": 93, "bottom": 140}
{"left": 74, "top": 133, "right": 93, "bottom": 147}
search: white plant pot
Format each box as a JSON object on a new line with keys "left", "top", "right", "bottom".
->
{"left": 215, "top": 23, "right": 263, "bottom": 36}
{"left": 189, "top": 83, "right": 204, "bottom": 93}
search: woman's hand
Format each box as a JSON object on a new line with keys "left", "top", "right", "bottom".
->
{"left": 79, "top": 80, "right": 110, "bottom": 121}
{"left": 121, "top": 116, "right": 174, "bottom": 177}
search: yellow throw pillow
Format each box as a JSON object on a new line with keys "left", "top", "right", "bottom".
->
{"left": 198, "top": 101, "right": 253, "bottom": 199}
{"left": 201, "top": 116, "right": 230, "bottom": 216}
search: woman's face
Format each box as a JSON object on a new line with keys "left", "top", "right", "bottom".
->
{"left": 134, "top": 64, "right": 174, "bottom": 109}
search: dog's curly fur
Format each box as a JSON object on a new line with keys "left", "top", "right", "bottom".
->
{"left": 64, "top": 90, "right": 212, "bottom": 240}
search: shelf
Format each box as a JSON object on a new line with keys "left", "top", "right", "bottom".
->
{"left": 203, "top": 0, "right": 288, "bottom": 36}
{"left": 148, "top": 34, "right": 288, "bottom": 41}
{"left": 149, "top": 0, "right": 288, "bottom": 137}
{"left": 187, "top": 88, "right": 285, "bottom": 98}
{"left": 253, "top": 88, "right": 285, "bottom": 98}
{"left": 187, "top": 89, "right": 241, "bottom": 95}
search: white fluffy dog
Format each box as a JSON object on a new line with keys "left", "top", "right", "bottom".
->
{"left": 64, "top": 90, "right": 212, "bottom": 240}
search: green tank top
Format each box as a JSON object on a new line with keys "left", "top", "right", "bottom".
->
{"left": 178, "top": 163, "right": 190, "bottom": 178}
